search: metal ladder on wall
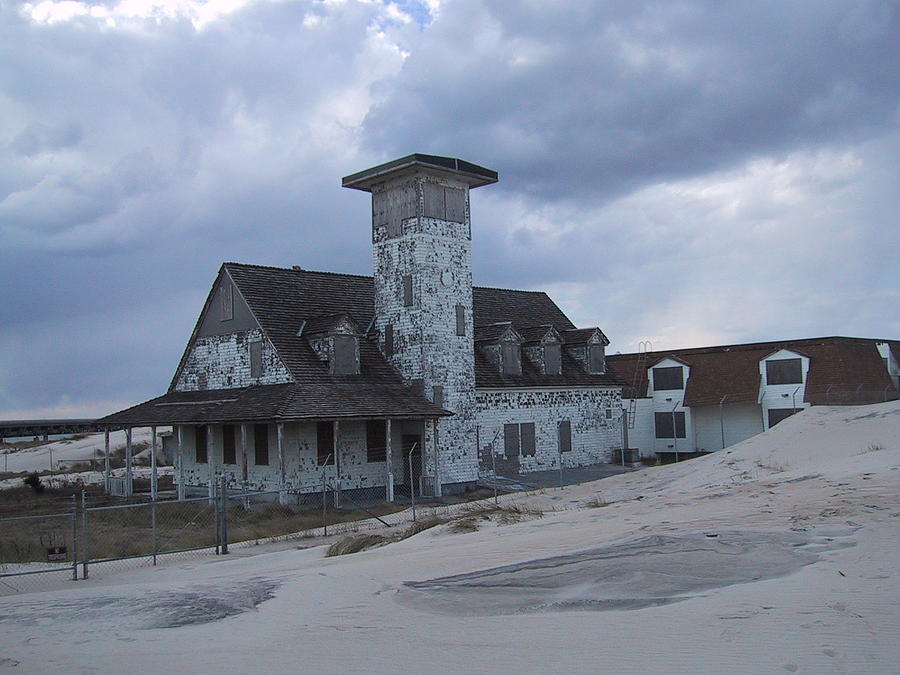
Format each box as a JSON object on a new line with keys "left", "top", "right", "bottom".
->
{"left": 627, "top": 340, "right": 652, "bottom": 429}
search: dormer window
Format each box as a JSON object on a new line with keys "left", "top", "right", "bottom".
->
{"left": 502, "top": 342, "right": 522, "bottom": 375}
{"left": 653, "top": 366, "right": 683, "bottom": 390}
{"left": 766, "top": 358, "right": 802, "bottom": 385}
{"left": 588, "top": 345, "right": 605, "bottom": 374}
{"left": 331, "top": 335, "right": 359, "bottom": 375}
{"left": 544, "top": 343, "right": 562, "bottom": 375}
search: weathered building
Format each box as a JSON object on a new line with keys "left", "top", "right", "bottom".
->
{"left": 608, "top": 336, "right": 900, "bottom": 458}
{"left": 101, "top": 154, "right": 623, "bottom": 499}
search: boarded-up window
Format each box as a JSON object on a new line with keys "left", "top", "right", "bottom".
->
{"left": 652, "top": 366, "right": 683, "bottom": 390}
{"left": 558, "top": 420, "right": 572, "bottom": 453}
{"left": 222, "top": 424, "right": 236, "bottom": 465}
{"left": 254, "top": 424, "right": 269, "bottom": 465}
{"left": 444, "top": 187, "right": 466, "bottom": 223}
{"left": 402, "top": 275, "right": 413, "bottom": 307}
{"left": 423, "top": 182, "right": 445, "bottom": 219}
{"left": 384, "top": 324, "right": 394, "bottom": 356}
{"left": 432, "top": 385, "right": 444, "bottom": 408}
{"left": 221, "top": 283, "right": 233, "bottom": 321}
{"left": 589, "top": 345, "right": 605, "bottom": 374}
{"left": 502, "top": 343, "right": 522, "bottom": 375}
{"left": 455, "top": 304, "right": 465, "bottom": 336}
{"left": 766, "top": 358, "right": 802, "bottom": 385}
{"left": 544, "top": 344, "right": 562, "bottom": 375}
{"left": 768, "top": 408, "right": 800, "bottom": 427}
{"left": 195, "top": 425, "right": 208, "bottom": 464}
{"left": 654, "top": 412, "right": 686, "bottom": 439}
{"left": 520, "top": 423, "right": 536, "bottom": 456}
{"left": 250, "top": 341, "right": 263, "bottom": 378}
{"left": 366, "top": 420, "right": 387, "bottom": 462}
{"left": 317, "top": 421, "right": 335, "bottom": 466}
{"left": 504, "top": 423, "right": 520, "bottom": 457}
{"left": 332, "top": 335, "right": 358, "bottom": 374}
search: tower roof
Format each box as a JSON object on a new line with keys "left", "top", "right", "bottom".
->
{"left": 342, "top": 153, "right": 498, "bottom": 191}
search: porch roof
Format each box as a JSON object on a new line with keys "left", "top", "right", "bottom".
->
{"left": 97, "top": 383, "right": 451, "bottom": 426}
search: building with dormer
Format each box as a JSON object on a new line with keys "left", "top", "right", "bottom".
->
{"left": 100, "top": 155, "right": 623, "bottom": 500}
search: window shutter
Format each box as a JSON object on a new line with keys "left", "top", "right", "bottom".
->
{"left": 384, "top": 324, "right": 394, "bottom": 356}
{"left": 455, "top": 304, "right": 466, "bottom": 336}
{"left": 432, "top": 385, "right": 444, "bottom": 408}
{"left": 221, "top": 283, "right": 233, "bottom": 321}
{"left": 317, "top": 422, "right": 335, "bottom": 465}
{"left": 402, "top": 275, "right": 413, "bottom": 307}
{"left": 504, "top": 423, "right": 520, "bottom": 457}
{"left": 558, "top": 420, "right": 572, "bottom": 453}
{"left": 444, "top": 187, "right": 466, "bottom": 223}
{"left": 521, "top": 423, "right": 536, "bottom": 456}
{"left": 250, "top": 341, "right": 263, "bottom": 378}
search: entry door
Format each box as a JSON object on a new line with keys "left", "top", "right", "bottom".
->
{"left": 401, "top": 434, "right": 423, "bottom": 492}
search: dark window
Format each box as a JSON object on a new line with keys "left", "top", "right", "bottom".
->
{"left": 520, "top": 423, "right": 536, "bottom": 456}
{"left": 317, "top": 421, "right": 335, "bottom": 466}
{"left": 455, "top": 304, "right": 465, "bottom": 336}
{"left": 502, "top": 342, "right": 522, "bottom": 375}
{"left": 250, "top": 341, "right": 263, "bottom": 378}
{"left": 366, "top": 420, "right": 387, "bottom": 463}
{"left": 589, "top": 345, "right": 605, "bottom": 374}
{"left": 655, "top": 412, "right": 686, "bottom": 439}
{"left": 558, "top": 420, "right": 572, "bottom": 453}
{"left": 503, "top": 423, "right": 520, "bottom": 457}
{"left": 653, "top": 366, "right": 683, "bottom": 390}
{"left": 221, "top": 283, "right": 233, "bottom": 321}
{"left": 432, "top": 385, "right": 444, "bottom": 408}
{"left": 768, "top": 408, "right": 800, "bottom": 427}
{"left": 254, "top": 424, "right": 269, "bottom": 465}
{"left": 384, "top": 323, "right": 394, "bottom": 356}
{"left": 222, "top": 424, "right": 236, "bottom": 465}
{"left": 766, "top": 358, "right": 802, "bottom": 385}
{"left": 544, "top": 344, "right": 561, "bottom": 375}
{"left": 332, "top": 335, "right": 358, "bottom": 374}
{"left": 195, "top": 425, "right": 208, "bottom": 464}
{"left": 402, "top": 274, "right": 413, "bottom": 307}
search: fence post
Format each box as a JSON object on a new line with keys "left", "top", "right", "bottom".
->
{"left": 219, "top": 475, "right": 229, "bottom": 555}
{"left": 151, "top": 499, "right": 158, "bottom": 566}
{"left": 491, "top": 442, "right": 498, "bottom": 506}
{"left": 81, "top": 490, "right": 89, "bottom": 580}
{"left": 321, "top": 465, "right": 328, "bottom": 537}
{"left": 408, "top": 446, "right": 416, "bottom": 522}
{"left": 71, "top": 494, "right": 78, "bottom": 581}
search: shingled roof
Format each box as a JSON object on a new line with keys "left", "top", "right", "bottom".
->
{"left": 102, "top": 263, "right": 619, "bottom": 425}
{"left": 607, "top": 336, "right": 899, "bottom": 405}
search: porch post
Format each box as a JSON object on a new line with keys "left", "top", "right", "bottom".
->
{"left": 277, "top": 422, "right": 285, "bottom": 504}
{"left": 103, "top": 428, "right": 110, "bottom": 492}
{"left": 432, "top": 418, "right": 442, "bottom": 498}
{"left": 207, "top": 424, "right": 215, "bottom": 499}
{"left": 385, "top": 418, "right": 394, "bottom": 502}
{"left": 150, "top": 425, "right": 158, "bottom": 501}
{"left": 240, "top": 423, "right": 249, "bottom": 489}
{"left": 125, "top": 427, "right": 133, "bottom": 496}
{"left": 176, "top": 425, "right": 185, "bottom": 501}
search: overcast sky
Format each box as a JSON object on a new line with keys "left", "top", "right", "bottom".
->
{"left": 1, "top": 0, "right": 898, "bottom": 419}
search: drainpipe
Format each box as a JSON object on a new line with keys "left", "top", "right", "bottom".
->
{"left": 671, "top": 401, "right": 680, "bottom": 462}
{"left": 791, "top": 386, "right": 801, "bottom": 413}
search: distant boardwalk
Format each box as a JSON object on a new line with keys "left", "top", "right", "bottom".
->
{"left": 0, "top": 419, "right": 115, "bottom": 442}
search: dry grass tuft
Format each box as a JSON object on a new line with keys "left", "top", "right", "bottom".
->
{"left": 325, "top": 533, "right": 390, "bottom": 557}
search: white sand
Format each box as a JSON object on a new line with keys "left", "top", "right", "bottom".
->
{"left": 0, "top": 428, "right": 169, "bottom": 488}
{"left": 0, "top": 403, "right": 897, "bottom": 673}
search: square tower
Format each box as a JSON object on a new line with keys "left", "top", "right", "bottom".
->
{"left": 343, "top": 154, "right": 497, "bottom": 490}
